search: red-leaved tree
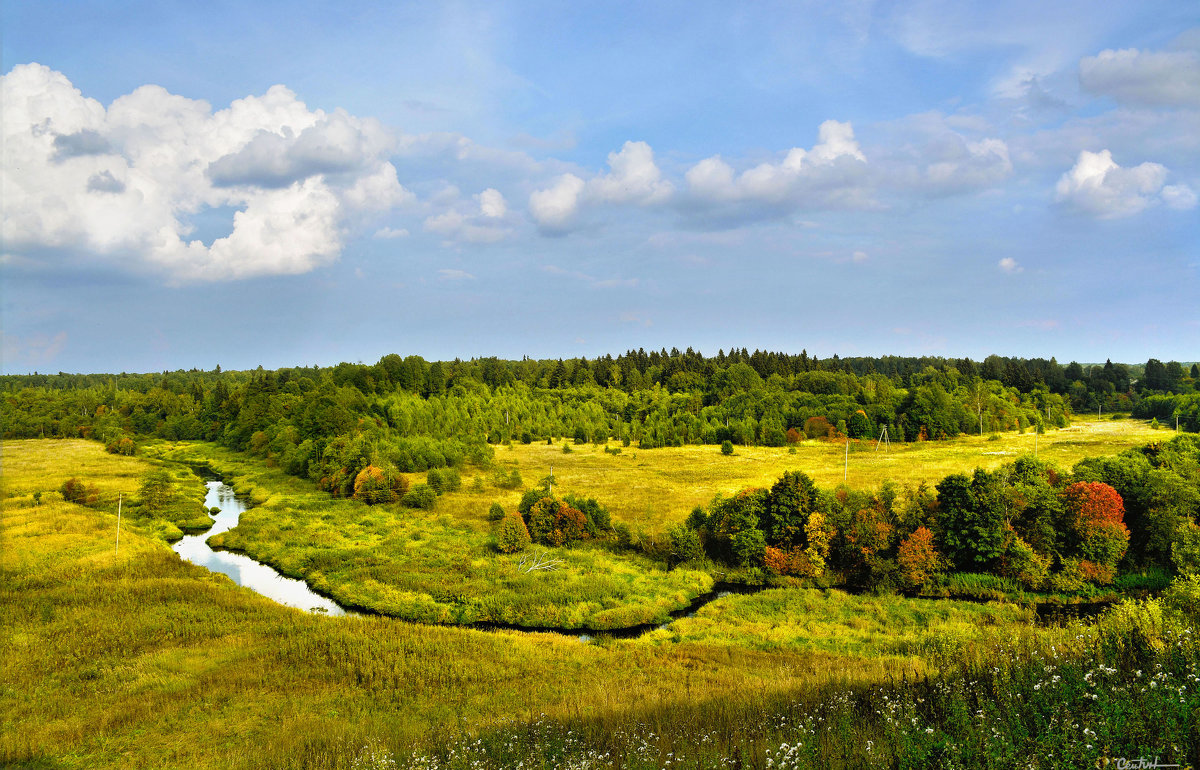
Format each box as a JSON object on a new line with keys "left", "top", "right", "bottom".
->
{"left": 1062, "top": 481, "right": 1128, "bottom": 580}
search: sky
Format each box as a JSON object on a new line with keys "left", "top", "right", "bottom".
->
{"left": 2, "top": 1, "right": 1198, "bottom": 374}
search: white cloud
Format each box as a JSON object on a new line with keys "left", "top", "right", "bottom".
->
{"left": 1080, "top": 47, "right": 1200, "bottom": 108}
{"left": 1, "top": 64, "right": 413, "bottom": 282}
{"left": 479, "top": 188, "right": 507, "bottom": 218}
{"left": 685, "top": 120, "right": 869, "bottom": 206}
{"left": 924, "top": 138, "right": 1013, "bottom": 193}
{"left": 529, "top": 173, "right": 586, "bottom": 231}
{"left": 851, "top": 250, "right": 869, "bottom": 263}
{"left": 423, "top": 187, "right": 513, "bottom": 244}
{"left": 1162, "top": 184, "right": 1199, "bottom": 211}
{"left": 998, "top": 257, "right": 1023, "bottom": 273}
{"left": 587, "top": 141, "right": 673, "bottom": 205}
{"left": 1054, "top": 149, "right": 1193, "bottom": 218}
{"left": 528, "top": 141, "right": 671, "bottom": 232}
{"left": 437, "top": 268, "right": 475, "bottom": 280}
{"left": 374, "top": 226, "right": 410, "bottom": 239}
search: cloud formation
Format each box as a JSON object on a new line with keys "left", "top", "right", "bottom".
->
{"left": 424, "top": 187, "right": 513, "bottom": 244}
{"left": 683, "top": 121, "right": 872, "bottom": 219}
{"left": 1079, "top": 47, "right": 1200, "bottom": 108}
{"left": 1, "top": 64, "right": 412, "bottom": 281}
{"left": 1054, "top": 149, "right": 1195, "bottom": 218}
{"left": 529, "top": 141, "right": 671, "bottom": 232}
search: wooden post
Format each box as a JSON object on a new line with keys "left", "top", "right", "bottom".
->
{"left": 115, "top": 492, "right": 122, "bottom": 556}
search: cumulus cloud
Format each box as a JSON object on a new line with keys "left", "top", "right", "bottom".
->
{"left": 529, "top": 173, "right": 586, "bottom": 231}
{"left": 1, "top": 63, "right": 413, "bottom": 282}
{"left": 423, "top": 187, "right": 513, "bottom": 244}
{"left": 684, "top": 120, "right": 869, "bottom": 208}
{"left": 528, "top": 141, "right": 671, "bottom": 232}
{"left": 373, "top": 226, "right": 409, "bottom": 239}
{"left": 1080, "top": 47, "right": 1200, "bottom": 108}
{"left": 1054, "top": 149, "right": 1194, "bottom": 218}
{"left": 998, "top": 257, "right": 1023, "bottom": 273}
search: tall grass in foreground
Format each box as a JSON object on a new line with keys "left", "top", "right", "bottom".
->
{"left": 249, "top": 583, "right": 1200, "bottom": 769}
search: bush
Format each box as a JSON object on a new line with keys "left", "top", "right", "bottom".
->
{"left": 60, "top": 477, "right": 99, "bottom": 506}
{"left": 493, "top": 468, "right": 523, "bottom": 489}
{"left": 427, "top": 467, "right": 462, "bottom": 495}
{"left": 495, "top": 512, "right": 532, "bottom": 553}
{"left": 105, "top": 436, "right": 136, "bottom": 456}
{"left": 667, "top": 524, "right": 704, "bottom": 566}
{"left": 561, "top": 443, "right": 573, "bottom": 454}
{"left": 721, "top": 440, "right": 734, "bottom": 456}
{"left": 352, "top": 465, "right": 407, "bottom": 505}
{"left": 401, "top": 483, "right": 437, "bottom": 510}
{"left": 138, "top": 470, "right": 174, "bottom": 513}
{"left": 487, "top": 502, "right": 506, "bottom": 522}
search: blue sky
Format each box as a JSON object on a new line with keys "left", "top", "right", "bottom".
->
{"left": 3, "top": 1, "right": 1198, "bottom": 373}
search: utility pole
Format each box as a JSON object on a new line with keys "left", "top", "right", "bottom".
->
{"left": 115, "top": 492, "right": 122, "bottom": 556}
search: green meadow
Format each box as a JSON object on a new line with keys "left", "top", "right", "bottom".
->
{"left": 4, "top": 424, "right": 1196, "bottom": 768}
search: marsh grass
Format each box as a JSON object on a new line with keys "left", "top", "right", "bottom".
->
{"left": 6, "top": 433, "right": 1191, "bottom": 768}
{"left": 1, "top": 450, "right": 926, "bottom": 769}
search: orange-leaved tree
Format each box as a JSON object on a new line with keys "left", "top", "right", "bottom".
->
{"left": 1062, "top": 481, "right": 1128, "bottom": 581}
{"left": 897, "top": 526, "right": 941, "bottom": 590}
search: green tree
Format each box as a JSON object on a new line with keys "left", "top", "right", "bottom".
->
{"left": 138, "top": 470, "right": 174, "bottom": 513}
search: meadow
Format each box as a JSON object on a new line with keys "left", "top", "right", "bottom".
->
{"left": 2, "top": 433, "right": 1196, "bottom": 768}
{"left": 133, "top": 418, "right": 1161, "bottom": 628}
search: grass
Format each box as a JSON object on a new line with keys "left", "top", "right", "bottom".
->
{"left": 120, "top": 419, "right": 1160, "bottom": 628}
{"left": 483, "top": 418, "right": 1161, "bottom": 534}
{"left": 639, "top": 588, "right": 1037, "bottom": 661}
{"left": 0, "top": 440, "right": 941, "bottom": 769}
{"left": 3, "top": 437, "right": 1196, "bottom": 768}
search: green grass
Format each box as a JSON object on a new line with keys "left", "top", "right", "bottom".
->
{"left": 127, "top": 420, "right": 1158, "bottom": 627}
{"left": 4, "top": 438, "right": 1196, "bottom": 768}
{"left": 144, "top": 441, "right": 711, "bottom": 629}
{"left": 640, "top": 588, "right": 1037, "bottom": 661}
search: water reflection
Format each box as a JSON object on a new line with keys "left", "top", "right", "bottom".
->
{"left": 173, "top": 481, "right": 346, "bottom": 616}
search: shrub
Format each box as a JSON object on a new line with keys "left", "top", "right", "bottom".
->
{"left": 667, "top": 524, "right": 704, "bottom": 566}
{"left": 60, "top": 477, "right": 99, "bottom": 506}
{"left": 562, "top": 443, "right": 573, "bottom": 454}
{"left": 1000, "top": 530, "right": 1050, "bottom": 590}
{"left": 427, "top": 467, "right": 461, "bottom": 495}
{"left": 785, "top": 427, "right": 802, "bottom": 444}
{"left": 1172, "top": 520, "right": 1200, "bottom": 575}
{"left": 105, "top": 436, "right": 136, "bottom": 456}
{"left": 353, "top": 465, "right": 407, "bottom": 505}
{"left": 721, "top": 440, "right": 734, "bottom": 456}
{"left": 495, "top": 512, "right": 532, "bottom": 553}
{"left": 487, "top": 502, "right": 506, "bottom": 522}
{"left": 401, "top": 483, "right": 437, "bottom": 510}
{"left": 526, "top": 497, "right": 588, "bottom": 546}
{"left": 138, "top": 470, "right": 174, "bottom": 512}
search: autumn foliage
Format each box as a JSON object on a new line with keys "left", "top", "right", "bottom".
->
{"left": 1062, "top": 481, "right": 1129, "bottom": 572}
{"left": 897, "top": 526, "right": 941, "bottom": 589}
{"left": 352, "top": 465, "right": 408, "bottom": 505}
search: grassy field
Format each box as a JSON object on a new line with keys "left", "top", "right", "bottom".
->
{"left": 116, "top": 418, "right": 1162, "bottom": 628}
{"left": 487, "top": 418, "right": 1162, "bottom": 533}
{"left": 0, "top": 438, "right": 1092, "bottom": 769}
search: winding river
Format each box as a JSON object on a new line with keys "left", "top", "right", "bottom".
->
{"left": 173, "top": 480, "right": 346, "bottom": 616}
{"left": 173, "top": 475, "right": 1110, "bottom": 633}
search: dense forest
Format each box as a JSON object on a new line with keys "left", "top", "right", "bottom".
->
{"left": 3, "top": 352, "right": 1197, "bottom": 498}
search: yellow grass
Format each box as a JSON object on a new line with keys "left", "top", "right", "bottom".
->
{"left": 462, "top": 418, "right": 1161, "bottom": 533}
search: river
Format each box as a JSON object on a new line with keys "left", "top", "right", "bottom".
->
{"left": 172, "top": 479, "right": 346, "bottom": 616}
